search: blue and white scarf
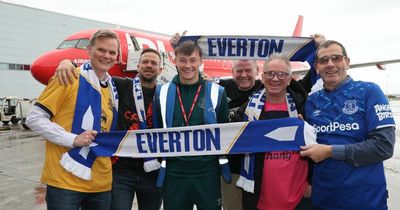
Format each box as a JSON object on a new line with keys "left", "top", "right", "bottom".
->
{"left": 89, "top": 118, "right": 316, "bottom": 158}
{"left": 178, "top": 35, "right": 315, "bottom": 61}
{"left": 132, "top": 76, "right": 160, "bottom": 172}
{"left": 69, "top": 116, "right": 316, "bottom": 185}
{"left": 236, "top": 89, "right": 300, "bottom": 193}
{"left": 178, "top": 35, "right": 320, "bottom": 86}
{"left": 60, "top": 62, "right": 118, "bottom": 180}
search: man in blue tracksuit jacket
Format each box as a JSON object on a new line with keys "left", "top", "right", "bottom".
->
{"left": 153, "top": 40, "right": 229, "bottom": 210}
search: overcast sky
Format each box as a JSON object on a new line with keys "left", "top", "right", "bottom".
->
{"left": 6, "top": 0, "right": 400, "bottom": 94}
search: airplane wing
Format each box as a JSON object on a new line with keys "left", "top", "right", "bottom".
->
{"left": 349, "top": 59, "right": 400, "bottom": 70}
{"left": 291, "top": 58, "right": 400, "bottom": 77}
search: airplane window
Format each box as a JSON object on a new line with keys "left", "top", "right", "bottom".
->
{"left": 57, "top": 40, "right": 79, "bottom": 49}
{"left": 77, "top": 39, "right": 90, "bottom": 49}
{"left": 15, "top": 64, "right": 23, "bottom": 70}
{"left": 0, "top": 63, "right": 8, "bottom": 70}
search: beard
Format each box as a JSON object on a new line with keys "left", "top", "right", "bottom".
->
{"left": 141, "top": 75, "right": 157, "bottom": 83}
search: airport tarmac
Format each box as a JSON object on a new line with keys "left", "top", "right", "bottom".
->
{"left": 0, "top": 124, "right": 399, "bottom": 210}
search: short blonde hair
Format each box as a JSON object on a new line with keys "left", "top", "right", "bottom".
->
{"left": 232, "top": 60, "right": 258, "bottom": 71}
{"left": 89, "top": 29, "right": 120, "bottom": 50}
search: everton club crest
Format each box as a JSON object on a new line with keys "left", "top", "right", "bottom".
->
{"left": 342, "top": 100, "right": 359, "bottom": 115}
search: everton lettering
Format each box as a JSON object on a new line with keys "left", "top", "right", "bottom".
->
{"left": 207, "top": 38, "right": 284, "bottom": 58}
{"left": 314, "top": 122, "right": 360, "bottom": 133}
{"left": 62, "top": 106, "right": 318, "bottom": 180}
{"left": 136, "top": 128, "right": 221, "bottom": 153}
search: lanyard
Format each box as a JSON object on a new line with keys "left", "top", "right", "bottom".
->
{"left": 176, "top": 84, "right": 202, "bottom": 126}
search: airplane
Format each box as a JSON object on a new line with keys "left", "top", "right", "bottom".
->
{"left": 30, "top": 16, "right": 400, "bottom": 85}
{"left": 30, "top": 16, "right": 308, "bottom": 85}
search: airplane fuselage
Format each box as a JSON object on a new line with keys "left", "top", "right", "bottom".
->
{"left": 30, "top": 29, "right": 233, "bottom": 85}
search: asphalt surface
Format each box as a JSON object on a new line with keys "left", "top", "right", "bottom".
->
{"left": 0, "top": 124, "right": 44, "bottom": 210}
{"left": 0, "top": 123, "right": 399, "bottom": 209}
{"left": 0, "top": 123, "right": 146, "bottom": 210}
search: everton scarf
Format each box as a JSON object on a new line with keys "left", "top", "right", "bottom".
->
{"left": 132, "top": 76, "right": 160, "bottom": 172}
{"left": 90, "top": 118, "right": 316, "bottom": 158}
{"left": 178, "top": 35, "right": 314, "bottom": 60}
{"left": 178, "top": 35, "right": 319, "bottom": 86}
{"left": 236, "top": 89, "right": 302, "bottom": 193}
{"left": 65, "top": 118, "right": 316, "bottom": 184}
{"left": 60, "top": 62, "right": 118, "bottom": 180}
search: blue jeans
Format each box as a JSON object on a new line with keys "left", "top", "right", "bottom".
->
{"left": 110, "top": 172, "right": 162, "bottom": 210}
{"left": 46, "top": 185, "right": 111, "bottom": 210}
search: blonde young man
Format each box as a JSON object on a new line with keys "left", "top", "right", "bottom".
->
{"left": 26, "top": 29, "right": 119, "bottom": 210}
{"left": 54, "top": 48, "right": 164, "bottom": 210}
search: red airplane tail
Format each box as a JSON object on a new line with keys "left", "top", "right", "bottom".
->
{"left": 292, "top": 15, "right": 303, "bottom": 37}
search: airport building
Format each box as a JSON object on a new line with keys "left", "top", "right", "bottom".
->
{"left": 0, "top": 1, "right": 138, "bottom": 98}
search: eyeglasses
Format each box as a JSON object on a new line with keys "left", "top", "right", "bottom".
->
{"left": 262, "top": 71, "right": 290, "bottom": 80}
{"left": 316, "top": 55, "right": 346, "bottom": 65}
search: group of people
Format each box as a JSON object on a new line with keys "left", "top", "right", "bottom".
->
{"left": 26, "top": 29, "right": 396, "bottom": 210}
